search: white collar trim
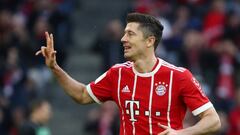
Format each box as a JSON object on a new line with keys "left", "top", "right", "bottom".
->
{"left": 132, "top": 58, "right": 162, "bottom": 77}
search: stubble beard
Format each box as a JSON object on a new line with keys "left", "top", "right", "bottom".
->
{"left": 124, "top": 53, "right": 135, "bottom": 62}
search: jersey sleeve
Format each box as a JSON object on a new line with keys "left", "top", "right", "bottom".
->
{"left": 180, "top": 69, "right": 213, "bottom": 116}
{"left": 86, "top": 68, "right": 114, "bottom": 104}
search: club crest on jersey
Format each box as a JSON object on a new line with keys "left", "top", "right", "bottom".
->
{"left": 155, "top": 82, "right": 168, "bottom": 96}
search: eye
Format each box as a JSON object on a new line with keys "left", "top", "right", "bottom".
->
{"left": 124, "top": 30, "right": 136, "bottom": 37}
{"left": 128, "top": 31, "right": 134, "bottom": 36}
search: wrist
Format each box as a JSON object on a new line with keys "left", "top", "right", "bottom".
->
{"left": 50, "top": 63, "right": 60, "bottom": 71}
{"left": 177, "top": 127, "right": 195, "bottom": 135}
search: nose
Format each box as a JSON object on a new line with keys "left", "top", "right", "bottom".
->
{"left": 121, "top": 34, "right": 127, "bottom": 43}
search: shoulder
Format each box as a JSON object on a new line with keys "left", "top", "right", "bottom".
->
{"left": 101, "top": 61, "right": 132, "bottom": 78}
{"left": 161, "top": 60, "right": 186, "bottom": 73}
{"left": 160, "top": 60, "right": 192, "bottom": 79}
{"left": 111, "top": 61, "right": 133, "bottom": 70}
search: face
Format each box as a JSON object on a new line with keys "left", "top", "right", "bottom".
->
{"left": 121, "top": 22, "right": 149, "bottom": 61}
{"left": 38, "top": 102, "right": 52, "bottom": 124}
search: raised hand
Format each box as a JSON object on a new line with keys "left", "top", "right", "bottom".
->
{"left": 35, "top": 32, "right": 57, "bottom": 69}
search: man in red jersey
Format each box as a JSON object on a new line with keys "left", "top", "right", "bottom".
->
{"left": 36, "top": 13, "right": 221, "bottom": 135}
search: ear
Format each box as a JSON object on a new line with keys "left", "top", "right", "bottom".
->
{"left": 146, "top": 36, "right": 156, "bottom": 48}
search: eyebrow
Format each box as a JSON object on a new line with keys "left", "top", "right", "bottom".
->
{"left": 124, "top": 29, "right": 136, "bottom": 34}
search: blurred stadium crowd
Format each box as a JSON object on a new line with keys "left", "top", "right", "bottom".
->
{"left": 0, "top": 0, "right": 74, "bottom": 134}
{"left": 0, "top": 0, "right": 240, "bottom": 135}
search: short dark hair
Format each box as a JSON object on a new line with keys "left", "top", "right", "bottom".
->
{"left": 126, "top": 12, "right": 164, "bottom": 50}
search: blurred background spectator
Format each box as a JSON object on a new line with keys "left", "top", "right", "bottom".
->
{"left": 84, "top": 101, "right": 119, "bottom": 135}
{"left": 227, "top": 87, "right": 240, "bottom": 135}
{"left": 19, "top": 99, "right": 52, "bottom": 135}
{"left": 92, "top": 19, "right": 125, "bottom": 72}
{"left": 0, "top": 0, "right": 73, "bottom": 134}
{"left": 1, "top": 0, "right": 240, "bottom": 134}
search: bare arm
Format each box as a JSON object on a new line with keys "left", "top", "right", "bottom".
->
{"left": 180, "top": 107, "right": 221, "bottom": 135}
{"left": 36, "top": 32, "right": 94, "bottom": 104}
{"left": 50, "top": 64, "right": 94, "bottom": 104}
{"left": 158, "top": 107, "right": 221, "bottom": 135}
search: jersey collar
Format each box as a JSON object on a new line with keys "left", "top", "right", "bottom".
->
{"left": 132, "top": 58, "right": 162, "bottom": 77}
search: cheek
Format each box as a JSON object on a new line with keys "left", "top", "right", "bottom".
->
{"left": 135, "top": 42, "right": 146, "bottom": 50}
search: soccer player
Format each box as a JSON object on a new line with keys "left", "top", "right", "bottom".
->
{"left": 36, "top": 13, "right": 221, "bottom": 135}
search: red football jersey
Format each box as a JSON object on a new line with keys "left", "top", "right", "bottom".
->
{"left": 86, "top": 58, "right": 213, "bottom": 135}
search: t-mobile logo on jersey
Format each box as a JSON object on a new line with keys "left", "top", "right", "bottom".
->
{"left": 125, "top": 100, "right": 140, "bottom": 122}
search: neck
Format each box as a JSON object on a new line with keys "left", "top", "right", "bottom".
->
{"left": 30, "top": 116, "right": 38, "bottom": 124}
{"left": 133, "top": 54, "right": 157, "bottom": 73}
{"left": 30, "top": 114, "right": 40, "bottom": 124}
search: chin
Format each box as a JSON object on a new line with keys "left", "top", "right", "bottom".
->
{"left": 124, "top": 54, "right": 134, "bottom": 61}
{"left": 124, "top": 54, "right": 130, "bottom": 60}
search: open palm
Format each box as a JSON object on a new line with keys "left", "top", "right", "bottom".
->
{"left": 35, "top": 32, "right": 57, "bottom": 69}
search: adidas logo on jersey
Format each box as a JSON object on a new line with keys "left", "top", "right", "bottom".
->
{"left": 122, "top": 85, "right": 130, "bottom": 93}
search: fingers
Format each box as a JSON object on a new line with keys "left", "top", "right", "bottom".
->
{"left": 35, "top": 46, "right": 48, "bottom": 57}
{"left": 51, "top": 50, "right": 57, "bottom": 58}
{"left": 45, "top": 32, "right": 50, "bottom": 48}
{"left": 50, "top": 33, "right": 54, "bottom": 50}
{"left": 158, "top": 123, "right": 169, "bottom": 135}
{"left": 45, "top": 31, "right": 54, "bottom": 50}
{"left": 36, "top": 31, "right": 55, "bottom": 58}
{"left": 158, "top": 129, "right": 169, "bottom": 135}
{"left": 35, "top": 50, "right": 42, "bottom": 56}
{"left": 158, "top": 123, "right": 168, "bottom": 130}
{"left": 42, "top": 46, "right": 48, "bottom": 57}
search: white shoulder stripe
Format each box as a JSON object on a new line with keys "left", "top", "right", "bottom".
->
{"left": 162, "top": 62, "right": 185, "bottom": 72}
{"left": 192, "top": 102, "right": 213, "bottom": 116}
{"left": 95, "top": 72, "right": 107, "bottom": 84}
{"left": 113, "top": 61, "right": 133, "bottom": 68}
{"left": 86, "top": 84, "right": 102, "bottom": 104}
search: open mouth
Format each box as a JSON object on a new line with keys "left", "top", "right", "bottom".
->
{"left": 123, "top": 45, "right": 131, "bottom": 52}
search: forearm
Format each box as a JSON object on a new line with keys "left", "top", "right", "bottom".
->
{"left": 36, "top": 32, "right": 93, "bottom": 104}
{"left": 179, "top": 108, "right": 221, "bottom": 135}
{"left": 51, "top": 64, "right": 92, "bottom": 104}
